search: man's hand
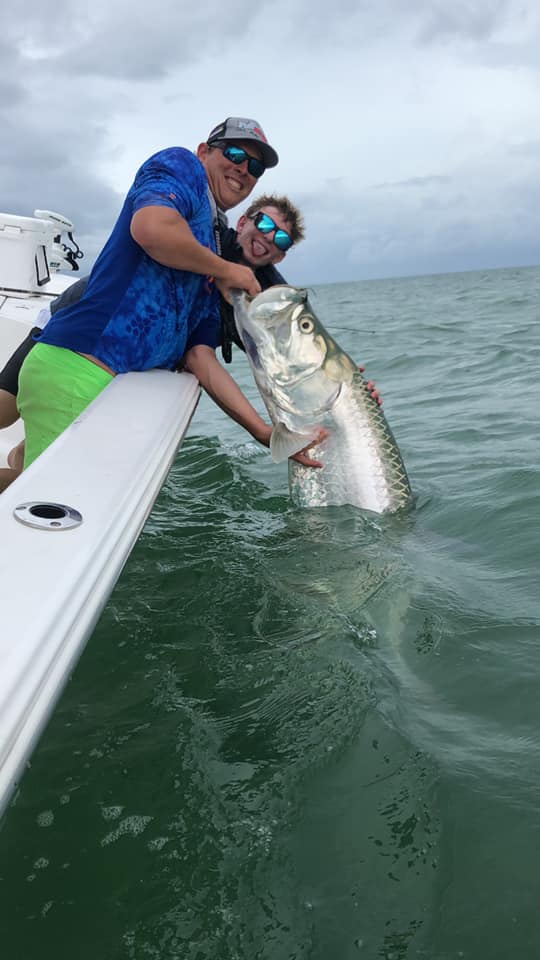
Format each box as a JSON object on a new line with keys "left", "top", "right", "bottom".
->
{"left": 290, "top": 429, "right": 329, "bottom": 468}
{"left": 367, "top": 380, "right": 383, "bottom": 406}
{"left": 358, "top": 365, "right": 383, "bottom": 406}
{"left": 216, "top": 262, "right": 261, "bottom": 303}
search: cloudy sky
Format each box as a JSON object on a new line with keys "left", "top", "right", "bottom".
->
{"left": 3, "top": 0, "right": 540, "bottom": 285}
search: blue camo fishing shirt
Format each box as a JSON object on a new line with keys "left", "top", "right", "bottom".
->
{"left": 38, "top": 147, "right": 220, "bottom": 372}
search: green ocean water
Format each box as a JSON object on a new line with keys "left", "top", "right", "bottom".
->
{"left": 1, "top": 266, "right": 539, "bottom": 959}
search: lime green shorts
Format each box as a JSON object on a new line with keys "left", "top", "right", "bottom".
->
{"left": 17, "top": 342, "right": 114, "bottom": 468}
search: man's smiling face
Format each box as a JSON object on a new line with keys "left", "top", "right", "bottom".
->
{"left": 198, "top": 139, "right": 263, "bottom": 211}
{"left": 236, "top": 205, "right": 292, "bottom": 267}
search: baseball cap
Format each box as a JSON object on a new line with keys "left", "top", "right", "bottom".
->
{"left": 207, "top": 117, "right": 279, "bottom": 169}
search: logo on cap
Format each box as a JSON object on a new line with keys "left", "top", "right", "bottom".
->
{"left": 235, "top": 118, "right": 268, "bottom": 143}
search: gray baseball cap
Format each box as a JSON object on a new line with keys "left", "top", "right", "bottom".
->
{"left": 207, "top": 117, "right": 279, "bottom": 169}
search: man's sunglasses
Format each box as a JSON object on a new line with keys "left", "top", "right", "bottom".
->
{"left": 213, "top": 142, "right": 266, "bottom": 179}
{"left": 249, "top": 211, "right": 293, "bottom": 252}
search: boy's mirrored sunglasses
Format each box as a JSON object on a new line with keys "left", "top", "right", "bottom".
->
{"left": 214, "top": 142, "right": 266, "bottom": 179}
{"left": 249, "top": 212, "right": 293, "bottom": 251}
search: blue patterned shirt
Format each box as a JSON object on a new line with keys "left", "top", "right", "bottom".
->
{"left": 39, "top": 147, "right": 220, "bottom": 372}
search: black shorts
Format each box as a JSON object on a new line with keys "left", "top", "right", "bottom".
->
{"left": 0, "top": 327, "right": 41, "bottom": 397}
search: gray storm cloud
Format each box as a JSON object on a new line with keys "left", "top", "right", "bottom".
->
{"left": 2, "top": 0, "right": 540, "bottom": 283}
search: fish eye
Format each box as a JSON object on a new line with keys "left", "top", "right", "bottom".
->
{"left": 299, "top": 316, "right": 314, "bottom": 333}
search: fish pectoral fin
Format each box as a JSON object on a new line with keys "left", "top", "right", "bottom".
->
{"left": 270, "top": 423, "right": 321, "bottom": 463}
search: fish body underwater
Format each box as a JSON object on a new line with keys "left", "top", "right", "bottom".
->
{"left": 232, "top": 285, "right": 413, "bottom": 514}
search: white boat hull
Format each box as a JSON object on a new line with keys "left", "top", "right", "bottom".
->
{"left": 0, "top": 212, "right": 200, "bottom": 818}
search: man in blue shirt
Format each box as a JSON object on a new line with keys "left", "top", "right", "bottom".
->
{"left": 0, "top": 191, "right": 313, "bottom": 491}
{"left": 16, "top": 117, "right": 326, "bottom": 471}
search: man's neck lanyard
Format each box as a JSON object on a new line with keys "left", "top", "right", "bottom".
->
{"left": 207, "top": 188, "right": 227, "bottom": 256}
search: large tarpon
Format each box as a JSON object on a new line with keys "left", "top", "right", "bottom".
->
{"left": 232, "top": 285, "right": 413, "bottom": 514}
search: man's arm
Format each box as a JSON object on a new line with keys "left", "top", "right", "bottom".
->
{"left": 130, "top": 206, "right": 260, "bottom": 300}
{"left": 183, "top": 345, "right": 325, "bottom": 468}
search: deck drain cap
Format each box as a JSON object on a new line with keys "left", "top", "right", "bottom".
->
{"left": 14, "top": 502, "right": 83, "bottom": 530}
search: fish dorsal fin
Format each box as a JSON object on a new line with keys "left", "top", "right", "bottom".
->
{"left": 270, "top": 423, "right": 322, "bottom": 463}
